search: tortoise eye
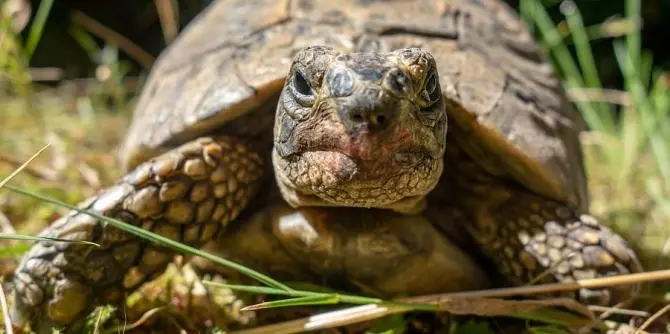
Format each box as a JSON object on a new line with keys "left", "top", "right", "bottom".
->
{"left": 290, "top": 70, "right": 315, "bottom": 106}
{"left": 294, "top": 71, "right": 312, "bottom": 93}
{"left": 425, "top": 72, "right": 441, "bottom": 104}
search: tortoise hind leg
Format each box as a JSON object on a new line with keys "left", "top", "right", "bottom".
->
{"left": 463, "top": 184, "right": 643, "bottom": 305}
{"left": 11, "top": 137, "right": 263, "bottom": 333}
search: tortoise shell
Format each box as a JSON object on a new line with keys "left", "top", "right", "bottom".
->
{"left": 120, "top": 0, "right": 588, "bottom": 211}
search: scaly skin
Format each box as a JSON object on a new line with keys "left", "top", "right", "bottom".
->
{"left": 11, "top": 137, "right": 263, "bottom": 332}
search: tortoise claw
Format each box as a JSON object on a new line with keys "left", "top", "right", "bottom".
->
{"left": 470, "top": 195, "right": 643, "bottom": 305}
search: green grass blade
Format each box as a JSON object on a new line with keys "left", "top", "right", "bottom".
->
{"left": 561, "top": 2, "right": 604, "bottom": 92}
{"left": 639, "top": 51, "right": 654, "bottom": 89}
{"left": 68, "top": 25, "right": 101, "bottom": 61}
{"left": 507, "top": 307, "right": 595, "bottom": 329}
{"left": 584, "top": 18, "right": 636, "bottom": 41}
{"left": 524, "top": 0, "right": 615, "bottom": 138}
{"left": 625, "top": 0, "right": 641, "bottom": 70}
{"left": 614, "top": 42, "right": 670, "bottom": 183}
{"left": 204, "top": 281, "right": 439, "bottom": 312}
{"left": 650, "top": 72, "right": 670, "bottom": 119}
{"left": 2, "top": 184, "right": 293, "bottom": 292}
{"left": 203, "top": 282, "right": 290, "bottom": 296}
{"left": 561, "top": 1, "right": 612, "bottom": 117}
{"left": 0, "top": 233, "right": 100, "bottom": 247}
{"left": 24, "top": 0, "right": 55, "bottom": 61}
{"left": 519, "top": 0, "right": 536, "bottom": 34}
{"left": 242, "top": 295, "right": 341, "bottom": 311}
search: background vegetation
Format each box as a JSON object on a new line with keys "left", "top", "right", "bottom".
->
{"left": 0, "top": 0, "right": 669, "bottom": 333}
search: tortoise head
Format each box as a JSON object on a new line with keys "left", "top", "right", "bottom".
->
{"left": 272, "top": 46, "right": 447, "bottom": 213}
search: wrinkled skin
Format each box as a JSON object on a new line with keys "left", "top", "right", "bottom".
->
{"left": 273, "top": 47, "right": 445, "bottom": 214}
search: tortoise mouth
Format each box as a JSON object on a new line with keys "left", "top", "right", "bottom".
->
{"left": 272, "top": 147, "right": 443, "bottom": 212}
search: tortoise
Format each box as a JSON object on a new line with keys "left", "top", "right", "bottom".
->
{"left": 11, "top": 0, "right": 642, "bottom": 332}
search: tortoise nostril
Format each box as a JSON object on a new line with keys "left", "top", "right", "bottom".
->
{"left": 375, "top": 115, "right": 386, "bottom": 125}
{"left": 352, "top": 113, "right": 364, "bottom": 122}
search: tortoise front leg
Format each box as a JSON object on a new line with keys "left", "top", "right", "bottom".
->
{"left": 10, "top": 137, "right": 263, "bottom": 333}
{"left": 463, "top": 184, "right": 643, "bottom": 305}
